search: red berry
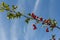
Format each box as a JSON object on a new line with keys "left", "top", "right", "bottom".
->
{"left": 36, "top": 16, "right": 39, "bottom": 18}
{"left": 46, "top": 28, "right": 49, "bottom": 32}
{"left": 39, "top": 17, "right": 43, "bottom": 21}
{"left": 33, "top": 24, "right": 37, "bottom": 30}
{"left": 31, "top": 13, "right": 36, "bottom": 19}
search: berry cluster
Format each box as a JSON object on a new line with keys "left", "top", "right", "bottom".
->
{"left": 31, "top": 13, "right": 57, "bottom": 32}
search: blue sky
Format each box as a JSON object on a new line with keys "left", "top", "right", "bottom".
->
{"left": 0, "top": 0, "right": 60, "bottom": 40}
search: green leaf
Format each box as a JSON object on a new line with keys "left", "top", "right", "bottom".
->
{"left": 51, "top": 20, "right": 54, "bottom": 24}
{"left": 2, "top": 2, "right": 9, "bottom": 7}
{"left": 28, "top": 13, "right": 31, "bottom": 16}
{"left": 7, "top": 13, "right": 15, "bottom": 19}
{"left": 0, "top": 9, "right": 4, "bottom": 12}
{"left": 53, "top": 19, "right": 57, "bottom": 24}
{"left": 25, "top": 18, "right": 30, "bottom": 23}
{"left": 7, "top": 16, "right": 11, "bottom": 19}
{"left": 5, "top": 7, "right": 10, "bottom": 10}
{"left": 12, "top": 5, "right": 17, "bottom": 10}
{"left": 1, "top": 2, "right": 10, "bottom": 10}
{"left": 0, "top": 4, "right": 3, "bottom": 8}
{"left": 1, "top": 2, "right": 4, "bottom": 7}
{"left": 15, "top": 12, "right": 22, "bottom": 18}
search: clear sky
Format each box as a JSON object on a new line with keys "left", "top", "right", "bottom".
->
{"left": 0, "top": 0, "right": 60, "bottom": 40}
